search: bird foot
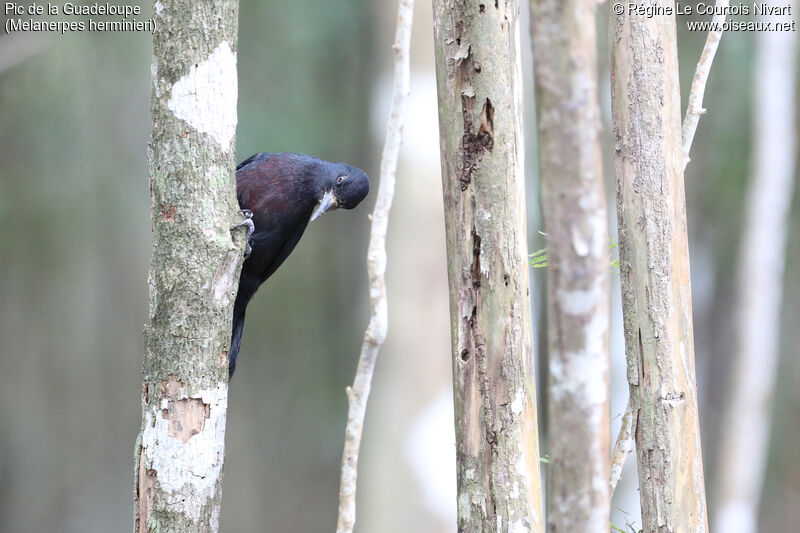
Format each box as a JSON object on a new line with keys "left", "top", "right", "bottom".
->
{"left": 232, "top": 209, "right": 255, "bottom": 259}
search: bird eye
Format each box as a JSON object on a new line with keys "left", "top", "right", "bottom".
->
{"left": 337, "top": 175, "right": 347, "bottom": 185}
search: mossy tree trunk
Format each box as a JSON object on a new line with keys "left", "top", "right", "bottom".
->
{"left": 530, "top": 1, "right": 610, "bottom": 531}
{"left": 133, "top": 1, "right": 242, "bottom": 532}
{"left": 609, "top": 4, "right": 709, "bottom": 532}
{"left": 432, "top": 1, "right": 543, "bottom": 531}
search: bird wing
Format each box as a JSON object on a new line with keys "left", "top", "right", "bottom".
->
{"left": 243, "top": 220, "right": 310, "bottom": 286}
{"left": 236, "top": 152, "right": 269, "bottom": 172}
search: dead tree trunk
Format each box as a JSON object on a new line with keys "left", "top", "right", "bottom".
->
{"left": 530, "top": 1, "right": 610, "bottom": 531}
{"left": 134, "top": 1, "right": 242, "bottom": 531}
{"left": 432, "top": 1, "right": 543, "bottom": 531}
{"left": 609, "top": 4, "right": 709, "bottom": 532}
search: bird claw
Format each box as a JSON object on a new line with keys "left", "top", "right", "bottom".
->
{"left": 232, "top": 209, "right": 255, "bottom": 259}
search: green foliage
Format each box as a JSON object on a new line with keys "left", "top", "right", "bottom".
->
{"left": 529, "top": 235, "right": 620, "bottom": 273}
{"left": 608, "top": 239, "right": 620, "bottom": 273}
{"left": 610, "top": 523, "right": 640, "bottom": 533}
{"left": 611, "top": 505, "right": 641, "bottom": 532}
{"left": 529, "top": 231, "right": 549, "bottom": 268}
{"left": 530, "top": 247, "right": 549, "bottom": 269}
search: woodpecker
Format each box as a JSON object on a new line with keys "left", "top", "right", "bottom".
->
{"left": 229, "top": 152, "right": 370, "bottom": 376}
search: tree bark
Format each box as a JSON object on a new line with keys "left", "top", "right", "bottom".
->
{"left": 530, "top": 1, "right": 610, "bottom": 530}
{"left": 609, "top": 4, "right": 709, "bottom": 532}
{"left": 713, "top": 3, "right": 798, "bottom": 531}
{"left": 432, "top": 1, "right": 543, "bottom": 531}
{"left": 134, "top": 1, "right": 241, "bottom": 532}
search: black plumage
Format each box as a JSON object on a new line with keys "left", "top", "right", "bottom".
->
{"left": 229, "top": 152, "right": 370, "bottom": 376}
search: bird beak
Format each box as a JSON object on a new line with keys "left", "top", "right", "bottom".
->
{"left": 311, "top": 190, "right": 338, "bottom": 221}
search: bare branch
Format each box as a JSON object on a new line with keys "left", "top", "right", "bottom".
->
{"left": 609, "top": 399, "right": 635, "bottom": 493}
{"left": 682, "top": 0, "right": 730, "bottom": 169}
{"left": 335, "top": 2, "right": 413, "bottom": 532}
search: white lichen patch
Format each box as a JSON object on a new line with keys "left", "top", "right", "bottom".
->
{"left": 154, "top": 0, "right": 163, "bottom": 14}
{"left": 151, "top": 58, "right": 159, "bottom": 96}
{"left": 510, "top": 388, "right": 524, "bottom": 416}
{"left": 140, "top": 383, "right": 228, "bottom": 523}
{"left": 204, "top": 164, "right": 229, "bottom": 190}
{"left": 549, "top": 311, "right": 609, "bottom": 406}
{"left": 570, "top": 224, "right": 590, "bottom": 257}
{"left": 589, "top": 212, "right": 607, "bottom": 258}
{"left": 458, "top": 492, "right": 471, "bottom": 519}
{"left": 168, "top": 42, "right": 238, "bottom": 151}
{"left": 584, "top": 308, "right": 609, "bottom": 365}
{"left": 210, "top": 505, "right": 220, "bottom": 533}
{"left": 516, "top": 440, "right": 529, "bottom": 479}
{"left": 549, "top": 351, "right": 605, "bottom": 403}
{"left": 570, "top": 203, "right": 607, "bottom": 259}
{"left": 509, "top": 519, "right": 529, "bottom": 533}
{"left": 557, "top": 287, "right": 598, "bottom": 316}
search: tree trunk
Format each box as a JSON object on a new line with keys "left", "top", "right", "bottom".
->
{"left": 713, "top": 4, "right": 798, "bottom": 531}
{"left": 133, "top": 1, "right": 241, "bottom": 532}
{"left": 530, "top": 1, "right": 610, "bottom": 531}
{"left": 609, "top": 4, "right": 709, "bottom": 532}
{"left": 431, "top": 1, "right": 543, "bottom": 531}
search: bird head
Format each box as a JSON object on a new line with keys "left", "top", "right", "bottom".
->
{"left": 311, "top": 163, "right": 370, "bottom": 221}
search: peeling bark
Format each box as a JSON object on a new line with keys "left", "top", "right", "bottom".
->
{"left": 133, "top": 1, "right": 241, "bottom": 532}
{"left": 432, "top": 1, "right": 543, "bottom": 531}
{"left": 609, "top": 4, "right": 709, "bottom": 532}
{"left": 530, "top": 1, "right": 610, "bottom": 530}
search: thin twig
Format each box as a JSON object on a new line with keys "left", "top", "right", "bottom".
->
{"left": 682, "top": 0, "right": 730, "bottom": 169}
{"left": 610, "top": 399, "right": 636, "bottom": 493}
{"left": 335, "top": 1, "right": 413, "bottom": 532}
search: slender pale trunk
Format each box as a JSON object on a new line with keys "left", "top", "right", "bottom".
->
{"left": 336, "top": 1, "right": 414, "bottom": 531}
{"left": 432, "top": 1, "right": 543, "bottom": 531}
{"left": 609, "top": 4, "right": 709, "bottom": 532}
{"left": 530, "top": 1, "right": 610, "bottom": 531}
{"left": 714, "top": 3, "right": 798, "bottom": 532}
{"left": 134, "top": 1, "right": 241, "bottom": 532}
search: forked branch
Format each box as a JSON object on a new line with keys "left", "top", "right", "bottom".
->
{"left": 682, "top": 0, "right": 730, "bottom": 168}
{"left": 610, "top": 400, "right": 635, "bottom": 493}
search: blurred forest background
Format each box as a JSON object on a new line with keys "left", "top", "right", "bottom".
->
{"left": 1, "top": 1, "right": 798, "bottom": 532}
